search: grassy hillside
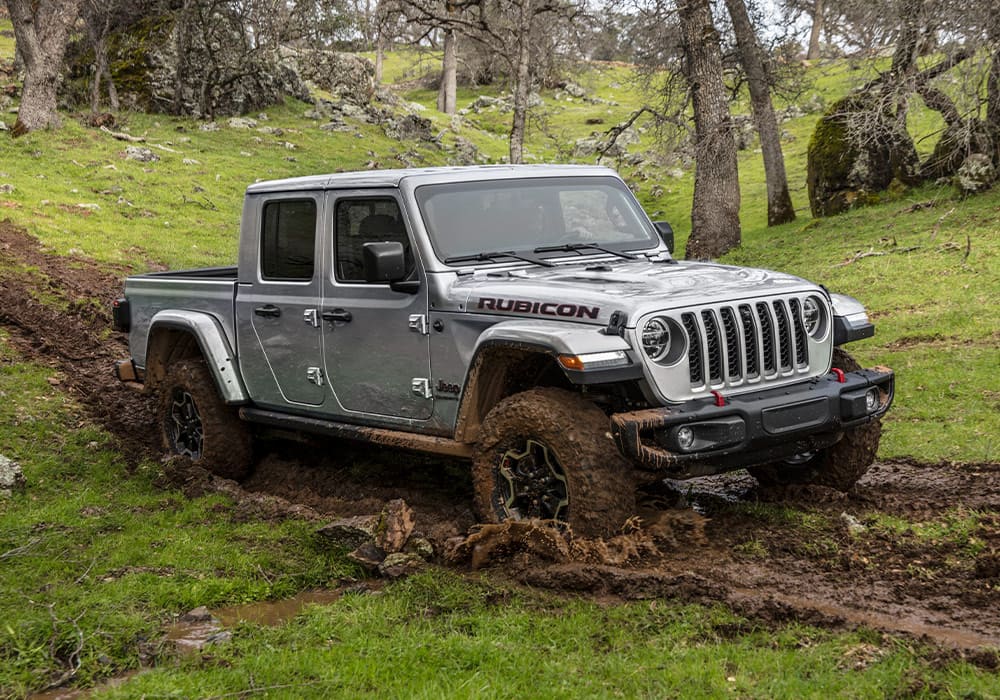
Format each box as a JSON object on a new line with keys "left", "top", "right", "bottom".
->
{"left": 1, "top": 28, "right": 998, "bottom": 697}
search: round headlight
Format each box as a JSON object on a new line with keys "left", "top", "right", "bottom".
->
{"left": 641, "top": 317, "right": 671, "bottom": 361}
{"left": 802, "top": 296, "right": 823, "bottom": 337}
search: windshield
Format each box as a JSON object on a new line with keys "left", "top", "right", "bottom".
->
{"left": 414, "top": 176, "right": 660, "bottom": 263}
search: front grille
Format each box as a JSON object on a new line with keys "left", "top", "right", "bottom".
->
{"left": 685, "top": 298, "right": 810, "bottom": 388}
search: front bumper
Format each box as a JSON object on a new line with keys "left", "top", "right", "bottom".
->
{"left": 610, "top": 366, "right": 894, "bottom": 478}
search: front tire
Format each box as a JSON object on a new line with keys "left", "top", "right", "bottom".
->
{"left": 472, "top": 388, "right": 635, "bottom": 538}
{"left": 159, "top": 359, "right": 253, "bottom": 480}
{"left": 749, "top": 348, "right": 882, "bottom": 491}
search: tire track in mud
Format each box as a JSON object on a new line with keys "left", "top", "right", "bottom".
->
{"left": 2, "top": 221, "right": 998, "bottom": 659}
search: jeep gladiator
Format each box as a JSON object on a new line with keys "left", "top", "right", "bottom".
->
{"left": 113, "top": 165, "right": 894, "bottom": 536}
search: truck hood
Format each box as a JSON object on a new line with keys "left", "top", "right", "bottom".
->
{"left": 444, "top": 259, "right": 822, "bottom": 326}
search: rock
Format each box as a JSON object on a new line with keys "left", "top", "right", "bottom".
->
{"left": 0, "top": 454, "right": 26, "bottom": 496}
{"left": 955, "top": 152, "right": 996, "bottom": 195}
{"left": 280, "top": 47, "right": 375, "bottom": 106}
{"left": 922, "top": 119, "right": 992, "bottom": 181}
{"left": 227, "top": 117, "right": 257, "bottom": 129}
{"left": 806, "top": 92, "right": 920, "bottom": 218}
{"left": 319, "top": 121, "right": 350, "bottom": 132}
{"left": 76, "top": 203, "right": 100, "bottom": 211}
{"left": 199, "top": 122, "right": 220, "bottom": 132}
{"left": 123, "top": 146, "right": 160, "bottom": 163}
{"left": 840, "top": 512, "right": 867, "bottom": 535}
{"left": 347, "top": 541, "right": 386, "bottom": 571}
{"left": 316, "top": 514, "right": 379, "bottom": 549}
{"left": 376, "top": 499, "right": 415, "bottom": 554}
{"left": 562, "top": 81, "right": 586, "bottom": 98}
{"left": 0, "top": 120, "right": 7, "bottom": 131}
{"left": 378, "top": 552, "right": 425, "bottom": 579}
{"left": 180, "top": 606, "right": 214, "bottom": 623}
{"left": 404, "top": 536, "right": 434, "bottom": 560}
{"left": 384, "top": 114, "right": 434, "bottom": 142}
{"left": 0, "top": 183, "right": 13, "bottom": 193}
{"left": 452, "top": 136, "right": 480, "bottom": 165}
{"left": 573, "top": 137, "right": 599, "bottom": 157}
{"left": 182, "top": 158, "right": 200, "bottom": 165}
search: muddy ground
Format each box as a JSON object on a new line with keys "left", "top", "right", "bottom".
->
{"left": 2, "top": 221, "right": 998, "bottom": 663}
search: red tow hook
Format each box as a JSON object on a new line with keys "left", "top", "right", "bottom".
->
{"left": 831, "top": 368, "right": 846, "bottom": 383}
{"left": 711, "top": 390, "right": 726, "bottom": 407}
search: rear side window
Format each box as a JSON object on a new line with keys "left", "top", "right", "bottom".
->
{"left": 260, "top": 199, "right": 317, "bottom": 281}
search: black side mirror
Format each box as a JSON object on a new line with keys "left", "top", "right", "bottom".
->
{"left": 653, "top": 221, "right": 674, "bottom": 254}
{"left": 362, "top": 241, "right": 406, "bottom": 283}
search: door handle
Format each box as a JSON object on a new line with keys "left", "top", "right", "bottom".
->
{"left": 321, "top": 309, "right": 353, "bottom": 323}
{"left": 254, "top": 304, "right": 281, "bottom": 318}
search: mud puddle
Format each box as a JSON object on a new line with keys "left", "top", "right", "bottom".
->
{"left": 165, "top": 586, "right": 372, "bottom": 654}
{"left": 2, "top": 222, "right": 998, "bottom": 659}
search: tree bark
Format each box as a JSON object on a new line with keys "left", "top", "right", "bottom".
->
{"left": 437, "top": 27, "right": 457, "bottom": 114}
{"left": 806, "top": 0, "right": 824, "bottom": 61}
{"left": 724, "top": 0, "right": 795, "bottom": 226}
{"left": 678, "top": 0, "right": 741, "bottom": 259}
{"left": 7, "top": 0, "right": 84, "bottom": 135}
{"left": 508, "top": 0, "right": 533, "bottom": 164}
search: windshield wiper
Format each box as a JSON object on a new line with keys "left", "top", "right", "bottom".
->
{"left": 444, "top": 250, "right": 554, "bottom": 267}
{"left": 533, "top": 243, "right": 638, "bottom": 260}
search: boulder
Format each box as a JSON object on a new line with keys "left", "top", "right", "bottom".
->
{"left": 281, "top": 48, "right": 375, "bottom": 106}
{"left": 123, "top": 146, "right": 158, "bottom": 163}
{"left": 378, "top": 552, "right": 425, "bottom": 579}
{"left": 922, "top": 119, "right": 992, "bottom": 181}
{"left": 0, "top": 454, "right": 25, "bottom": 496}
{"left": 806, "top": 92, "right": 921, "bottom": 217}
{"left": 955, "top": 153, "right": 996, "bottom": 195}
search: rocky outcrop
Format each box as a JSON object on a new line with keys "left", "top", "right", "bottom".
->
{"left": 279, "top": 48, "right": 375, "bottom": 106}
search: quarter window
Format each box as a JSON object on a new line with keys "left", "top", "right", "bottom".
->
{"left": 260, "top": 199, "right": 317, "bottom": 281}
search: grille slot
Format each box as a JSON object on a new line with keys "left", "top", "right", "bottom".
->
{"left": 681, "top": 313, "right": 703, "bottom": 385}
{"left": 677, "top": 296, "right": 814, "bottom": 389}
{"left": 701, "top": 310, "right": 723, "bottom": 384}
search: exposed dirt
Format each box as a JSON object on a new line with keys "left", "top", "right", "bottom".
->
{"left": 2, "top": 221, "right": 998, "bottom": 662}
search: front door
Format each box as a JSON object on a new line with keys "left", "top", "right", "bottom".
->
{"left": 235, "top": 193, "right": 326, "bottom": 408}
{"left": 320, "top": 192, "right": 433, "bottom": 421}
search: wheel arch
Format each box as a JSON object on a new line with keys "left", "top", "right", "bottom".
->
{"left": 145, "top": 310, "right": 248, "bottom": 404}
{"left": 453, "top": 321, "right": 638, "bottom": 443}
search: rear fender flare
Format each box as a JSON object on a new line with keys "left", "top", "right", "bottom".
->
{"left": 146, "top": 310, "right": 248, "bottom": 404}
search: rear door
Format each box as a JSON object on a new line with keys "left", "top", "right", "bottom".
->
{"left": 320, "top": 190, "right": 433, "bottom": 421}
{"left": 235, "top": 192, "right": 326, "bottom": 408}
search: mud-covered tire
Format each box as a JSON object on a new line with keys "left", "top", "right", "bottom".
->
{"left": 749, "top": 348, "right": 881, "bottom": 491}
{"left": 159, "top": 359, "right": 253, "bottom": 480}
{"left": 472, "top": 387, "right": 635, "bottom": 538}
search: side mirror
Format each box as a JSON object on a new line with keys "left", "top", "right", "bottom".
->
{"left": 653, "top": 221, "right": 674, "bottom": 254}
{"left": 362, "top": 241, "right": 406, "bottom": 283}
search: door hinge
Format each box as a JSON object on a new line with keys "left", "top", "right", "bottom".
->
{"left": 408, "top": 314, "right": 429, "bottom": 335}
{"left": 410, "top": 377, "right": 432, "bottom": 399}
{"left": 303, "top": 308, "right": 319, "bottom": 328}
{"left": 306, "top": 367, "right": 325, "bottom": 386}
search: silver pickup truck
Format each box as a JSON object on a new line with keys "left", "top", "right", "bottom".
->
{"left": 113, "top": 165, "right": 894, "bottom": 536}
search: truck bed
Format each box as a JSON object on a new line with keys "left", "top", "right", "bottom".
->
{"left": 124, "top": 267, "right": 239, "bottom": 369}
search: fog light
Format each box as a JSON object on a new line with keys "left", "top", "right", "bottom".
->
{"left": 865, "top": 388, "right": 880, "bottom": 413}
{"left": 676, "top": 426, "right": 695, "bottom": 451}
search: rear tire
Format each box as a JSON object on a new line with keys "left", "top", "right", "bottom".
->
{"left": 472, "top": 388, "right": 635, "bottom": 538}
{"left": 749, "top": 348, "right": 881, "bottom": 491}
{"left": 159, "top": 359, "right": 253, "bottom": 480}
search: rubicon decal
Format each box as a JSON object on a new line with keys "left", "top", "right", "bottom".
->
{"left": 477, "top": 297, "right": 600, "bottom": 319}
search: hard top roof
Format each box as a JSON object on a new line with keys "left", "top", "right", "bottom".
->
{"left": 245, "top": 164, "right": 620, "bottom": 194}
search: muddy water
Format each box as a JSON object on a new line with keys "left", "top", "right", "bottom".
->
{"left": 165, "top": 588, "right": 351, "bottom": 653}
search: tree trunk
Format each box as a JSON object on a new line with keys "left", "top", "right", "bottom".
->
{"left": 724, "top": 0, "right": 795, "bottom": 226}
{"left": 806, "top": 0, "right": 824, "bottom": 61}
{"left": 508, "top": 0, "right": 533, "bottom": 164}
{"left": 7, "top": 0, "right": 84, "bottom": 136}
{"left": 375, "top": 39, "right": 384, "bottom": 85}
{"left": 678, "top": 0, "right": 741, "bottom": 259}
{"left": 437, "top": 27, "right": 457, "bottom": 115}
{"left": 90, "top": 35, "right": 106, "bottom": 114}
{"left": 105, "top": 64, "right": 119, "bottom": 112}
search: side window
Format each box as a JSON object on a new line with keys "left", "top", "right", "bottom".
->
{"left": 335, "top": 198, "right": 412, "bottom": 282}
{"left": 260, "top": 199, "right": 317, "bottom": 281}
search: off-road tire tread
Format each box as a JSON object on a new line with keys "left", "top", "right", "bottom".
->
{"left": 749, "top": 348, "right": 881, "bottom": 491}
{"left": 159, "top": 359, "right": 253, "bottom": 480}
{"left": 472, "top": 387, "right": 635, "bottom": 538}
